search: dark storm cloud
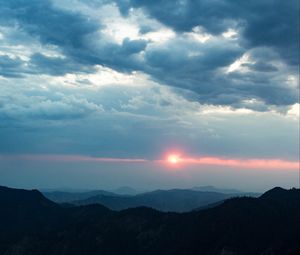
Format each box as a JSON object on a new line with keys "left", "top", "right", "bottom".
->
{"left": 116, "top": 0, "right": 299, "bottom": 107}
{"left": 29, "top": 53, "right": 97, "bottom": 76}
{"left": 0, "top": 0, "right": 98, "bottom": 49}
{"left": 142, "top": 39, "right": 297, "bottom": 107}
{"left": 0, "top": 0, "right": 148, "bottom": 75}
{"left": 143, "top": 39, "right": 242, "bottom": 100}
{"left": 0, "top": 55, "right": 26, "bottom": 78}
{"left": 0, "top": 53, "right": 95, "bottom": 78}
{"left": 117, "top": 0, "right": 232, "bottom": 33}
{"left": 121, "top": 38, "right": 147, "bottom": 55}
{"left": 241, "top": 62, "right": 278, "bottom": 73}
{"left": 0, "top": 0, "right": 101, "bottom": 76}
{"left": 117, "top": 0, "right": 299, "bottom": 65}
{"left": 0, "top": 0, "right": 298, "bottom": 107}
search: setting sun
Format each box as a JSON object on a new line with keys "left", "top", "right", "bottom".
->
{"left": 167, "top": 154, "right": 181, "bottom": 164}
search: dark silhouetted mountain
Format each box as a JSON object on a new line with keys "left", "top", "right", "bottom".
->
{"left": 72, "top": 189, "right": 235, "bottom": 212}
{"left": 0, "top": 186, "right": 61, "bottom": 230}
{"left": 0, "top": 186, "right": 67, "bottom": 253}
{"left": 260, "top": 186, "right": 300, "bottom": 202}
{"left": 193, "top": 199, "right": 226, "bottom": 211}
{"left": 0, "top": 186, "right": 299, "bottom": 255}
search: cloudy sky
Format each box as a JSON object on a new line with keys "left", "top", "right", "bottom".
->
{"left": 0, "top": 0, "right": 299, "bottom": 191}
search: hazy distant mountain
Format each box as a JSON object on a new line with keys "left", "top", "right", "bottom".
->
{"left": 110, "top": 186, "right": 139, "bottom": 195}
{"left": 192, "top": 185, "right": 242, "bottom": 194}
{"left": 44, "top": 187, "right": 259, "bottom": 212}
{"left": 43, "top": 190, "right": 117, "bottom": 203}
{"left": 0, "top": 186, "right": 299, "bottom": 255}
{"left": 72, "top": 189, "right": 235, "bottom": 212}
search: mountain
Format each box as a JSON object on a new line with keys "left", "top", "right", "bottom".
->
{"left": 43, "top": 189, "right": 117, "bottom": 203}
{"left": 110, "top": 186, "right": 140, "bottom": 195}
{"left": 192, "top": 185, "right": 243, "bottom": 194}
{"left": 43, "top": 187, "right": 259, "bottom": 212}
{"left": 0, "top": 186, "right": 67, "bottom": 252}
{"left": 0, "top": 186, "right": 299, "bottom": 255}
{"left": 192, "top": 185, "right": 261, "bottom": 196}
{"left": 72, "top": 189, "right": 235, "bottom": 212}
{"left": 260, "top": 186, "right": 300, "bottom": 201}
{"left": 0, "top": 186, "right": 61, "bottom": 229}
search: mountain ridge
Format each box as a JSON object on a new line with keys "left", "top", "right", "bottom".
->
{"left": 71, "top": 189, "right": 235, "bottom": 212}
{"left": 43, "top": 187, "right": 260, "bottom": 212}
{"left": 0, "top": 186, "right": 299, "bottom": 255}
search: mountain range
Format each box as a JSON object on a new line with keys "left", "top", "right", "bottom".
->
{"left": 43, "top": 187, "right": 260, "bottom": 212}
{"left": 0, "top": 185, "right": 299, "bottom": 254}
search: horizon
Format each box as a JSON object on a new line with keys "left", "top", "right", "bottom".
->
{"left": 2, "top": 183, "right": 299, "bottom": 197}
{"left": 1, "top": 178, "right": 297, "bottom": 194}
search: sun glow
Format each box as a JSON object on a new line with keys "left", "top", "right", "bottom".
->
{"left": 167, "top": 154, "right": 181, "bottom": 164}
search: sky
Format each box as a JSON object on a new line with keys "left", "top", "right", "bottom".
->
{"left": 0, "top": 0, "right": 299, "bottom": 192}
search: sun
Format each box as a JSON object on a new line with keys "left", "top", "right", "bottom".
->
{"left": 167, "top": 154, "right": 180, "bottom": 164}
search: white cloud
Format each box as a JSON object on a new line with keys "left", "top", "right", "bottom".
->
{"left": 184, "top": 26, "right": 212, "bottom": 43}
{"left": 222, "top": 28, "right": 238, "bottom": 39}
{"left": 226, "top": 53, "right": 251, "bottom": 73}
{"left": 287, "top": 103, "right": 300, "bottom": 120}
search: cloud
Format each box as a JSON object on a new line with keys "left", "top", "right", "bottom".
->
{"left": 117, "top": 0, "right": 299, "bottom": 65}
{"left": 0, "top": 154, "right": 298, "bottom": 171}
{"left": 143, "top": 39, "right": 297, "bottom": 106}
{"left": 0, "top": 154, "right": 147, "bottom": 163}
{"left": 0, "top": 0, "right": 148, "bottom": 75}
{"left": 115, "top": 0, "right": 299, "bottom": 107}
{"left": 0, "top": 73, "right": 298, "bottom": 161}
{"left": 0, "top": 0, "right": 298, "bottom": 108}
{"left": 0, "top": 80, "right": 103, "bottom": 121}
{"left": 0, "top": 0, "right": 98, "bottom": 49}
{"left": 121, "top": 38, "right": 147, "bottom": 54}
{"left": 0, "top": 0, "right": 298, "bottom": 190}
{"left": 143, "top": 36, "right": 244, "bottom": 101}
{"left": 0, "top": 55, "right": 27, "bottom": 78}
{"left": 167, "top": 156, "right": 299, "bottom": 170}
{"left": 29, "top": 53, "right": 96, "bottom": 76}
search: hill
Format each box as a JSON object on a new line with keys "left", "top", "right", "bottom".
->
{"left": 0, "top": 186, "right": 299, "bottom": 255}
{"left": 72, "top": 189, "right": 235, "bottom": 212}
{"left": 192, "top": 185, "right": 242, "bottom": 194}
{"left": 110, "top": 186, "right": 140, "bottom": 195}
{"left": 43, "top": 190, "right": 117, "bottom": 203}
